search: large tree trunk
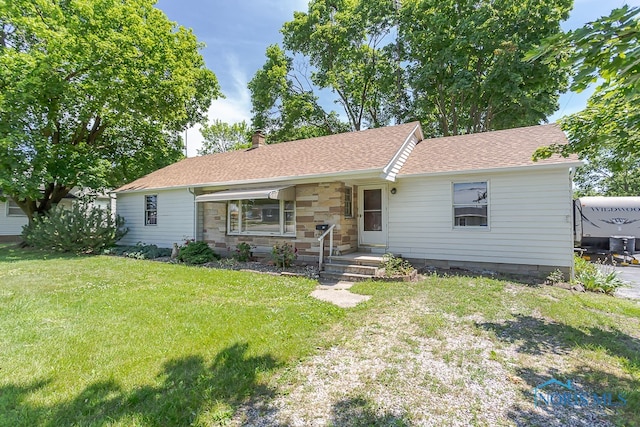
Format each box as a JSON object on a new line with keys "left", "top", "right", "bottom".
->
{"left": 13, "top": 183, "right": 71, "bottom": 224}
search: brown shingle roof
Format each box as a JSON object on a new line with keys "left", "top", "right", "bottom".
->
{"left": 398, "top": 124, "right": 580, "bottom": 176}
{"left": 116, "top": 122, "right": 421, "bottom": 192}
{"left": 116, "top": 122, "right": 579, "bottom": 192}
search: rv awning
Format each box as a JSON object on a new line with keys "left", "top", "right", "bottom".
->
{"left": 195, "top": 186, "right": 295, "bottom": 202}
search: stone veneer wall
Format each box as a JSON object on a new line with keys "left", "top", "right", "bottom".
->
{"left": 201, "top": 181, "right": 358, "bottom": 263}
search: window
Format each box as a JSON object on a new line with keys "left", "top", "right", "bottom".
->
{"left": 145, "top": 195, "right": 157, "bottom": 226}
{"left": 344, "top": 186, "right": 353, "bottom": 217}
{"left": 228, "top": 199, "right": 295, "bottom": 235}
{"left": 453, "top": 182, "right": 488, "bottom": 227}
{"left": 6, "top": 199, "right": 26, "bottom": 217}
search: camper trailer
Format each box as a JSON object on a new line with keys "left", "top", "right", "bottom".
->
{"left": 574, "top": 196, "right": 640, "bottom": 253}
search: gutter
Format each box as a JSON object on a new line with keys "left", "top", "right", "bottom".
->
{"left": 396, "top": 161, "right": 584, "bottom": 179}
{"left": 114, "top": 168, "right": 384, "bottom": 194}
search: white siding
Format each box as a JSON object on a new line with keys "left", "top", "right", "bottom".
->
{"left": 0, "top": 201, "right": 28, "bottom": 236}
{"left": 389, "top": 168, "right": 574, "bottom": 268}
{"left": 116, "top": 188, "right": 195, "bottom": 248}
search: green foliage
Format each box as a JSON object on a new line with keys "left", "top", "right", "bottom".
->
{"left": 251, "top": 0, "right": 571, "bottom": 142}
{"left": 381, "top": 253, "right": 415, "bottom": 277}
{"left": 573, "top": 256, "right": 626, "bottom": 295}
{"left": 198, "top": 120, "right": 251, "bottom": 155}
{"left": 104, "top": 243, "right": 172, "bottom": 260}
{"left": 402, "top": 0, "right": 571, "bottom": 136}
{"left": 545, "top": 269, "right": 565, "bottom": 285}
{"left": 0, "top": 0, "right": 220, "bottom": 220}
{"left": 530, "top": 6, "right": 640, "bottom": 98}
{"left": 234, "top": 242, "right": 253, "bottom": 262}
{"left": 530, "top": 6, "right": 640, "bottom": 183}
{"left": 21, "top": 203, "right": 127, "bottom": 254}
{"left": 248, "top": 44, "right": 348, "bottom": 143}
{"left": 178, "top": 241, "right": 219, "bottom": 265}
{"left": 271, "top": 242, "right": 297, "bottom": 268}
{"left": 282, "top": 0, "right": 400, "bottom": 130}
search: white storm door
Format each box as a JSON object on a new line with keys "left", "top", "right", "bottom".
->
{"left": 359, "top": 185, "right": 387, "bottom": 246}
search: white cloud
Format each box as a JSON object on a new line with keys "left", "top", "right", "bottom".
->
{"left": 185, "top": 55, "right": 252, "bottom": 157}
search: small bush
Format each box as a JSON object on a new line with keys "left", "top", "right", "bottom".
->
{"left": 381, "top": 253, "right": 415, "bottom": 277}
{"left": 545, "top": 269, "right": 565, "bottom": 285}
{"left": 271, "top": 242, "right": 297, "bottom": 268}
{"left": 234, "top": 242, "right": 253, "bottom": 262}
{"left": 22, "top": 203, "right": 127, "bottom": 254}
{"left": 178, "top": 241, "right": 219, "bottom": 265}
{"left": 104, "top": 243, "right": 172, "bottom": 260}
{"left": 573, "top": 255, "right": 626, "bottom": 295}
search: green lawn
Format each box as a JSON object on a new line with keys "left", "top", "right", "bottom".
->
{"left": 1, "top": 245, "right": 639, "bottom": 426}
{"left": 0, "top": 245, "right": 343, "bottom": 426}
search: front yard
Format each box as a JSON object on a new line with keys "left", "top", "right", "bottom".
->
{"left": 1, "top": 245, "right": 639, "bottom": 426}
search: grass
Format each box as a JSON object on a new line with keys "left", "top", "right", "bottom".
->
{"left": 0, "top": 245, "right": 343, "bottom": 426}
{"left": 1, "top": 244, "right": 639, "bottom": 425}
{"left": 348, "top": 275, "right": 640, "bottom": 425}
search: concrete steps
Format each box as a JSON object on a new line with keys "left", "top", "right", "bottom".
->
{"left": 319, "top": 253, "right": 384, "bottom": 282}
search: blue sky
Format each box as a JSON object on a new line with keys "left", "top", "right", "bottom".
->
{"left": 155, "top": 0, "right": 640, "bottom": 156}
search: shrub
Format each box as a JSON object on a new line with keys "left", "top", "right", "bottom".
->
{"left": 573, "top": 255, "right": 626, "bottom": 295}
{"left": 22, "top": 203, "right": 127, "bottom": 254}
{"left": 178, "top": 241, "right": 219, "bottom": 265}
{"left": 381, "top": 253, "right": 415, "bottom": 277}
{"left": 545, "top": 269, "right": 565, "bottom": 285}
{"left": 234, "top": 242, "right": 253, "bottom": 262}
{"left": 271, "top": 242, "right": 297, "bottom": 268}
{"left": 104, "top": 243, "right": 171, "bottom": 260}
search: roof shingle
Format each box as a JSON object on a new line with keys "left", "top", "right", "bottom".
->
{"left": 115, "top": 122, "right": 579, "bottom": 192}
{"left": 116, "top": 122, "right": 421, "bottom": 192}
{"left": 398, "top": 124, "right": 579, "bottom": 176}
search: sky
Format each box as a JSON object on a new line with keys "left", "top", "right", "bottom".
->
{"left": 154, "top": 0, "right": 640, "bottom": 157}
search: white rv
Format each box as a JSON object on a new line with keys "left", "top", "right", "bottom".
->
{"left": 574, "top": 196, "right": 640, "bottom": 252}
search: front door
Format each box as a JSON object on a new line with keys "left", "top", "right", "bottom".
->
{"left": 359, "top": 185, "right": 387, "bottom": 247}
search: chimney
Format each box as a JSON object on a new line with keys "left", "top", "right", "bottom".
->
{"left": 252, "top": 131, "right": 266, "bottom": 149}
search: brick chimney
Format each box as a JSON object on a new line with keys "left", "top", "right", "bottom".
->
{"left": 252, "top": 131, "right": 266, "bottom": 149}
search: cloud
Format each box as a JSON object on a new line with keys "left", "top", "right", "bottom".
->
{"left": 185, "top": 55, "right": 252, "bottom": 157}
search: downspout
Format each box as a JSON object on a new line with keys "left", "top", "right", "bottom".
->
{"left": 569, "top": 168, "right": 576, "bottom": 281}
{"left": 188, "top": 187, "right": 197, "bottom": 242}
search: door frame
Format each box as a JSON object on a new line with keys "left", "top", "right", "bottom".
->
{"left": 358, "top": 184, "right": 388, "bottom": 247}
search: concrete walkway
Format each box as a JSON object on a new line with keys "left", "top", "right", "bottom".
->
{"left": 310, "top": 280, "right": 371, "bottom": 308}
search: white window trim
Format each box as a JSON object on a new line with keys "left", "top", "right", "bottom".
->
{"left": 452, "top": 180, "right": 490, "bottom": 230}
{"left": 144, "top": 194, "right": 158, "bottom": 226}
{"left": 227, "top": 199, "right": 296, "bottom": 237}
{"left": 6, "top": 199, "right": 26, "bottom": 217}
{"left": 344, "top": 186, "right": 353, "bottom": 218}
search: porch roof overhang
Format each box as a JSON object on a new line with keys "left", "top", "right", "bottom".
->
{"left": 195, "top": 186, "right": 295, "bottom": 202}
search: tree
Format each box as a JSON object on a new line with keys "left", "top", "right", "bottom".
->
{"left": 401, "top": 0, "right": 572, "bottom": 137}
{"left": 530, "top": 6, "right": 640, "bottom": 98}
{"left": 530, "top": 6, "right": 640, "bottom": 195}
{"left": 0, "top": 0, "right": 220, "bottom": 221}
{"left": 282, "top": 0, "right": 400, "bottom": 131}
{"left": 198, "top": 120, "right": 251, "bottom": 155}
{"left": 252, "top": 0, "right": 572, "bottom": 142}
{"left": 248, "top": 44, "right": 348, "bottom": 143}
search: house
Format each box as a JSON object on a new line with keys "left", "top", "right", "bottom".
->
{"left": 114, "top": 122, "right": 581, "bottom": 275}
{"left": 0, "top": 189, "right": 114, "bottom": 242}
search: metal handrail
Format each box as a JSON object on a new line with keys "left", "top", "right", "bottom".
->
{"left": 317, "top": 224, "right": 336, "bottom": 270}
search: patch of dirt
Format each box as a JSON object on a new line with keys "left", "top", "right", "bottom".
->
{"left": 231, "top": 297, "right": 623, "bottom": 426}
{"left": 151, "top": 256, "right": 320, "bottom": 280}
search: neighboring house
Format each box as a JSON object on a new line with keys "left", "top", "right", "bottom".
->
{"left": 0, "top": 198, "right": 29, "bottom": 242}
{"left": 115, "top": 122, "right": 581, "bottom": 275}
{"left": 0, "top": 189, "right": 114, "bottom": 242}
